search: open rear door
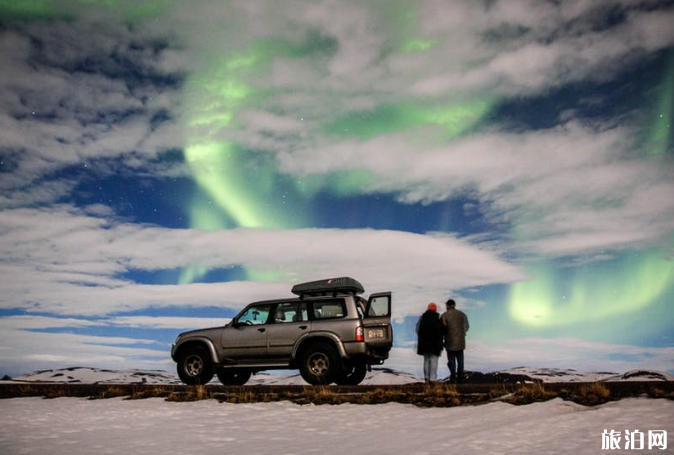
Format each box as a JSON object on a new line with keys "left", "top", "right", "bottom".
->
{"left": 363, "top": 292, "right": 393, "bottom": 358}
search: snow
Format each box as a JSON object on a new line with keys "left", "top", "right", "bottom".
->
{"left": 0, "top": 397, "right": 672, "bottom": 455}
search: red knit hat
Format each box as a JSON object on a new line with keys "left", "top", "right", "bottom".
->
{"left": 427, "top": 302, "right": 438, "bottom": 312}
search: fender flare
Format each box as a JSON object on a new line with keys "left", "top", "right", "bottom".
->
{"left": 173, "top": 337, "right": 220, "bottom": 364}
{"left": 292, "top": 332, "right": 348, "bottom": 359}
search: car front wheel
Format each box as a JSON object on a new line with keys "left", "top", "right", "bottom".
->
{"left": 299, "top": 342, "right": 340, "bottom": 385}
{"left": 177, "top": 346, "right": 214, "bottom": 385}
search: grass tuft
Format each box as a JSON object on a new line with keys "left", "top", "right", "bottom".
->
{"left": 505, "top": 383, "right": 558, "bottom": 405}
{"left": 573, "top": 383, "right": 611, "bottom": 406}
{"left": 165, "top": 385, "right": 212, "bottom": 402}
{"left": 96, "top": 386, "right": 128, "bottom": 399}
{"left": 127, "top": 386, "right": 167, "bottom": 400}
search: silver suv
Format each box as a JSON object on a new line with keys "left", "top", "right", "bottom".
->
{"left": 171, "top": 277, "right": 393, "bottom": 386}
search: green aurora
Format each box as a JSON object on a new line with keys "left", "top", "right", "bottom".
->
{"left": 508, "top": 251, "right": 674, "bottom": 329}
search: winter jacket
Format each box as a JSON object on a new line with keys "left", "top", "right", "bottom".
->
{"left": 441, "top": 308, "right": 469, "bottom": 351}
{"left": 416, "top": 310, "right": 444, "bottom": 356}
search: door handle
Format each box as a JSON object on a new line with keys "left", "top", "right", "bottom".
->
{"left": 257, "top": 328, "right": 266, "bottom": 333}
{"left": 299, "top": 325, "right": 308, "bottom": 330}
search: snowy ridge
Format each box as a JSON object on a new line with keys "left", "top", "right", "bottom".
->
{"left": 498, "top": 367, "right": 674, "bottom": 383}
{"left": 10, "top": 367, "right": 183, "bottom": 385}
{"left": 8, "top": 367, "right": 419, "bottom": 385}
{"left": 497, "top": 367, "right": 616, "bottom": 382}
{"left": 7, "top": 366, "right": 673, "bottom": 385}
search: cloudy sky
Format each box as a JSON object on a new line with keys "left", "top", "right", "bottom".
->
{"left": 1, "top": 0, "right": 673, "bottom": 378}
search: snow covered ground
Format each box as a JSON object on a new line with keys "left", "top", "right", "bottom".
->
{"left": 2, "top": 367, "right": 673, "bottom": 454}
{"left": 0, "top": 396, "right": 672, "bottom": 455}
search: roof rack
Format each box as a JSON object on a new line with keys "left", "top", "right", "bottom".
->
{"left": 291, "top": 277, "right": 364, "bottom": 299}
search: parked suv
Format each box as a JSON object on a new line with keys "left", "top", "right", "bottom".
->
{"left": 171, "top": 277, "right": 393, "bottom": 386}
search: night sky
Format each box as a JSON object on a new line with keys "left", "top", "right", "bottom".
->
{"left": 1, "top": 0, "right": 673, "bottom": 377}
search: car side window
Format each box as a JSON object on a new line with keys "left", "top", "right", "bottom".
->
{"left": 273, "top": 302, "right": 308, "bottom": 323}
{"left": 312, "top": 300, "right": 346, "bottom": 320}
{"left": 236, "top": 304, "right": 272, "bottom": 325}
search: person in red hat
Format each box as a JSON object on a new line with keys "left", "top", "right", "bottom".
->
{"left": 416, "top": 302, "right": 444, "bottom": 382}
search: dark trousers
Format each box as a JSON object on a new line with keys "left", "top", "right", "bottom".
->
{"left": 446, "top": 350, "right": 464, "bottom": 382}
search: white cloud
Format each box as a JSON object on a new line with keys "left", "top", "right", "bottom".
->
{"left": 0, "top": 179, "right": 77, "bottom": 209}
{"left": 0, "top": 16, "right": 187, "bottom": 192}
{"left": 0, "top": 314, "right": 229, "bottom": 332}
{"left": 108, "top": 316, "right": 231, "bottom": 330}
{"left": 0, "top": 325, "right": 168, "bottom": 375}
{"left": 0, "top": 315, "right": 221, "bottom": 374}
{"left": 0, "top": 206, "right": 525, "bottom": 317}
{"left": 278, "top": 121, "right": 674, "bottom": 258}
{"left": 0, "top": 316, "right": 103, "bottom": 331}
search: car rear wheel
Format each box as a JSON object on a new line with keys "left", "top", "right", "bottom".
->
{"left": 216, "top": 369, "right": 252, "bottom": 386}
{"left": 299, "top": 342, "right": 340, "bottom": 385}
{"left": 177, "top": 346, "right": 214, "bottom": 385}
{"left": 334, "top": 359, "right": 367, "bottom": 385}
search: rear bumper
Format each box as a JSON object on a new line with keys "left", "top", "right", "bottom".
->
{"left": 343, "top": 341, "right": 390, "bottom": 362}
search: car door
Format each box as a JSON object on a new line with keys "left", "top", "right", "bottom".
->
{"left": 219, "top": 303, "right": 272, "bottom": 362}
{"left": 265, "top": 301, "right": 311, "bottom": 359}
{"left": 363, "top": 292, "right": 393, "bottom": 353}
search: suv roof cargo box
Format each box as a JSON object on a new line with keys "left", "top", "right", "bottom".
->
{"left": 291, "top": 277, "right": 364, "bottom": 297}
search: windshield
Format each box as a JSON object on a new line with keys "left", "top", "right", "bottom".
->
{"left": 236, "top": 304, "right": 272, "bottom": 325}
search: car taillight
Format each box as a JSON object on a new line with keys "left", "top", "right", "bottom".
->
{"left": 356, "top": 326, "right": 364, "bottom": 342}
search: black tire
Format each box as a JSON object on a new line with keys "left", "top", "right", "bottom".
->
{"left": 176, "top": 346, "right": 214, "bottom": 385}
{"left": 216, "top": 369, "right": 252, "bottom": 386}
{"left": 334, "top": 359, "right": 367, "bottom": 385}
{"left": 299, "top": 342, "right": 340, "bottom": 385}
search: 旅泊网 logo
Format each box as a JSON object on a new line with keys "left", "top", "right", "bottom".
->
{"left": 601, "top": 430, "right": 667, "bottom": 450}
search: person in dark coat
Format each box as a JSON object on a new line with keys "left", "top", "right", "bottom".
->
{"left": 416, "top": 302, "right": 444, "bottom": 383}
{"left": 440, "top": 298, "right": 469, "bottom": 383}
